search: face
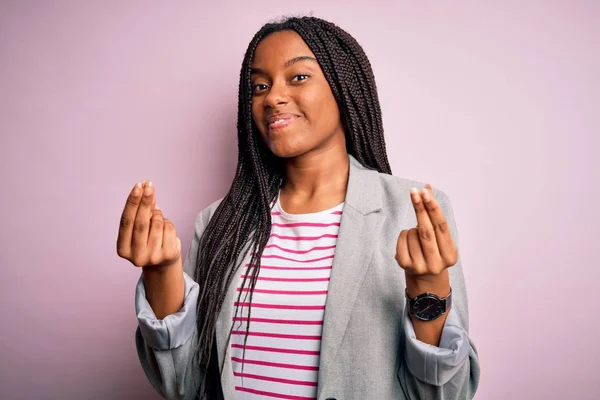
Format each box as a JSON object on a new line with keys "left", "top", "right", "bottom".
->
{"left": 250, "top": 30, "right": 345, "bottom": 159}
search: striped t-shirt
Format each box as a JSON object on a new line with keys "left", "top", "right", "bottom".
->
{"left": 230, "top": 191, "right": 345, "bottom": 400}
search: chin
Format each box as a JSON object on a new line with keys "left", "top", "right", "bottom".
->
{"left": 268, "top": 146, "right": 305, "bottom": 159}
{"left": 266, "top": 141, "right": 313, "bottom": 159}
{"left": 262, "top": 134, "right": 310, "bottom": 159}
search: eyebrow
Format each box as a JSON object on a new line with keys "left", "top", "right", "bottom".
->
{"left": 250, "top": 56, "right": 318, "bottom": 75}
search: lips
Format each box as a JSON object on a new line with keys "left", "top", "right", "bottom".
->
{"left": 267, "top": 113, "right": 300, "bottom": 130}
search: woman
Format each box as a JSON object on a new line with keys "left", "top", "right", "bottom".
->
{"left": 118, "top": 16, "right": 481, "bottom": 400}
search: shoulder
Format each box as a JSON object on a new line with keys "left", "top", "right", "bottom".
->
{"left": 349, "top": 153, "right": 452, "bottom": 205}
{"left": 376, "top": 171, "right": 452, "bottom": 205}
{"left": 193, "top": 197, "right": 225, "bottom": 232}
{"left": 375, "top": 171, "right": 461, "bottom": 244}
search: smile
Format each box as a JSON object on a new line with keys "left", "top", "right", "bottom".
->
{"left": 268, "top": 115, "right": 300, "bottom": 130}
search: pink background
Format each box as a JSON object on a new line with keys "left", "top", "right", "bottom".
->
{"left": 1, "top": 1, "right": 598, "bottom": 399}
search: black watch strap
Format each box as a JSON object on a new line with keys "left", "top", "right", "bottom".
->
{"left": 444, "top": 288, "right": 453, "bottom": 312}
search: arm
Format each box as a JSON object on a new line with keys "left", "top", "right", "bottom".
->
{"left": 142, "top": 256, "right": 185, "bottom": 321}
{"left": 397, "top": 188, "right": 481, "bottom": 399}
{"left": 135, "top": 206, "right": 213, "bottom": 400}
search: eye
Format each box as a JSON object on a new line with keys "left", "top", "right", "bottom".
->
{"left": 252, "top": 83, "right": 269, "bottom": 94}
{"left": 292, "top": 74, "right": 310, "bottom": 82}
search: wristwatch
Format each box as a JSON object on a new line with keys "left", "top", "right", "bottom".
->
{"left": 405, "top": 288, "right": 453, "bottom": 321}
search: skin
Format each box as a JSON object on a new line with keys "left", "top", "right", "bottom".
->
{"left": 251, "top": 30, "right": 456, "bottom": 345}
{"left": 399, "top": 184, "right": 456, "bottom": 345}
{"left": 251, "top": 30, "right": 348, "bottom": 213}
{"left": 117, "top": 29, "right": 458, "bottom": 346}
{"left": 117, "top": 180, "right": 184, "bottom": 319}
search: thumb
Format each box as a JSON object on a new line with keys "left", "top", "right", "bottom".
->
{"left": 176, "top": 237, "right": 181, "bottom": 253}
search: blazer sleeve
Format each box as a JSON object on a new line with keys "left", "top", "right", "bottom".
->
{"left": 397, "top": 189, "right": 481, "bottom": 399}
{"left": 134, "top": 206, "right": 212, "bottom": 400}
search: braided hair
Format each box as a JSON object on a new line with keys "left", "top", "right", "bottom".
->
{"left": 192, "top": 15, "right": 392, "bottom": 396}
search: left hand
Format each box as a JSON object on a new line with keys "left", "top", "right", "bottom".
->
{"left": 395, "top": 184, "right": 459, "bottom": 279}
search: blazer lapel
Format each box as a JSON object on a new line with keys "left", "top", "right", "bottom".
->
{"left": 215, "top": 242, "right": 253, "bottom": 399}
{"left": 317, "top": 154, "right": 385, "bottom": 397}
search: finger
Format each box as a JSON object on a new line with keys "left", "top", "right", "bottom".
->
{"left": 138, "top": 180, "right": 156, "bottom": 217}
{"left": 420, "top": 185, "right": 457, "bottom": 265}
{"left": 132, "top": 181, "right": 155, "bottom": 253}
{"left": 424, "top": 184, "right": 434, "bottom": 202}
{"left": 407, "top": 228, "right": 427, "bottom": 274}
{"left": 162, "top": 218, "right": 180, "bottom": 262}
{"left": 151, "top": 191, "right": 157, "bottom": 217}
{"left": 396, "top": 230, "right": 412, "bottom": 270}
{"left": 410, "top": 187, "right": 440, "bottom": 263}
{"left": 147, "top": 208, "right": 164, "bottom": 265}
{"left": 117, "top": 182, "right": 143, "bottom": 259}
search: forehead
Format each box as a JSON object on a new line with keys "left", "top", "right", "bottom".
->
{"left": 252, "top": 30, "right": 316, "bottom": 67}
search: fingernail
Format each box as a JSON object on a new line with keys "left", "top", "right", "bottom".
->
{"left": 155, "top": 205, "right": 160, "bottom": 210}
{"left": 411, "top": 187, "right": 420, "bottom": 203}
{"left": 144, "top": 184, "right": 152, "bottom": 195}
{"left": 422, "top": 188, "right": 429, "bottom": 201}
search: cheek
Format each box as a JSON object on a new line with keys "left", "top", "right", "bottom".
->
{"left": 301, "top": 86, "right": 340, "bottom": 131}
{"left": 251, "top": 100, "right": 267, "bottom": 135}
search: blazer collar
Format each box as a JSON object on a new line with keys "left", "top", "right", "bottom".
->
{"left": 345, "top": 153, "right": 383, "bottom": 215}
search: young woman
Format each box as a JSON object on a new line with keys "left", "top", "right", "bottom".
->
{"left": 118, "top": 16, "right": 481, "bottom": 400}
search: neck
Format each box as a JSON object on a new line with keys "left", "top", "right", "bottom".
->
{"left": 281, "top": 147, "right": 350, "bottom": 201}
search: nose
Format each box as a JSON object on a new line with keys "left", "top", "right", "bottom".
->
{"left": 263, "top": 79, "right": 288, "bottom": 109}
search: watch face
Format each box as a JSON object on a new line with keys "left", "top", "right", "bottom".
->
{"left": 413, "top": 296, "right": 443, "bottom": 321}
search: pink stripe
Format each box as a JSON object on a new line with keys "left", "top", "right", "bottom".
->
{"left": 237, "top": 288, "right": 328, "bottom": 295}
{"left": 271, "top": 211, "right": 282, "bottom": 216}
{"left": 270, "top": 233, "right": 338, "bottom": 241}
{"left": 245, "top": 264, "right": 332, "bottom": 271}
{"left": 231, "top": 330, "right": 322, "bottom": 340}
{"left": 231, "top": 356, "right": 319, "bottom": 371}
{"left": 331, "top": 211, "right": 342, "bottom": 215}
{"left": 234, "top": 372, "right": 317, "bottom": 387}
{"left": 258, "top": 254, "right": 334, "bottom": 263}
{"left": 272, "top": 222, "right": 340, "bottom": 228}
{"left": 239, "top": 275, "right": 330, "bottom": 283}
{"left": 231, "top": 344, "right": 320, "bottom": 355}
{"left": 265, "top": 244, "right": 336, "bottom": 254}
{"left": 235, "top": 386, "right": 316, "bottom": 400}
{"left": 234, "top": 302, "right": 325, "bottom": 310}
{"left": 233, "top": 317, "right": 323, "bottom": 325}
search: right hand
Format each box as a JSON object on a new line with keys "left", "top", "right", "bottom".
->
{"left": 116, "top": 180, "right": 182, "bottom": 268}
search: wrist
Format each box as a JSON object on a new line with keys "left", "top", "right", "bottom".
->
{"left": 142, "top": 256, "right": 183, "bottom": 279}
{"left": 405, "top": 269, "right": 450, "bottom": 298}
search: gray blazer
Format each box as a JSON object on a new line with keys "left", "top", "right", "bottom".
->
{"left": 135, "top": 154, "right": 481, "bottom": 399}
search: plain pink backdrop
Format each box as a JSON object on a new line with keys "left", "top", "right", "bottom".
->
{"left": 1, "top": 1, "right": 598, "bottom": 399}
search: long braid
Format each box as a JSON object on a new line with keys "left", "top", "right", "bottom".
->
{"left": 192, "top": 16, "right": 392, "bottom": 398}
